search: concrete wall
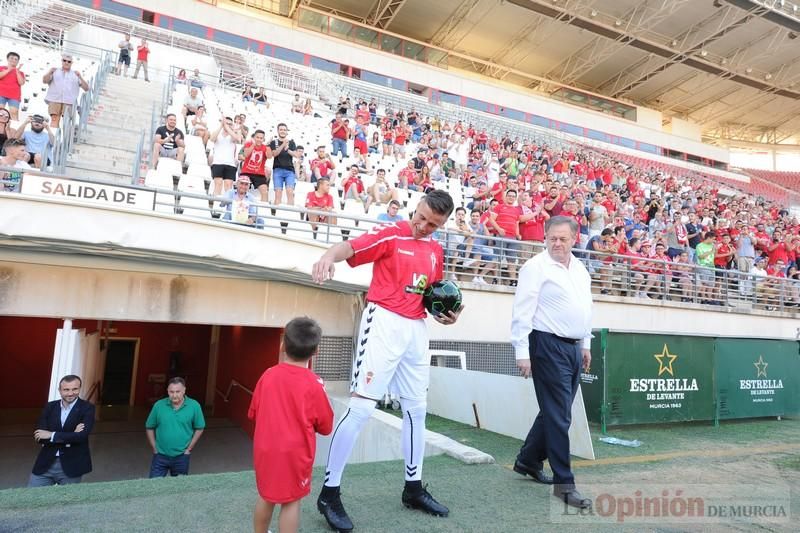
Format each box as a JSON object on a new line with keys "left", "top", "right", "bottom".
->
{"left": 117, "top": 0, "right": 730, "bottom": 163}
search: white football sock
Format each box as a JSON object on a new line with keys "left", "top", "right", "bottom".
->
{"left": 324, "top": 396, "right": 375, "bottom": 487}
{"left": 401, "top": 397, "right": 427, "bottom": 481}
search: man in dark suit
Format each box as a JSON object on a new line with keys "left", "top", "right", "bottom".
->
{"left": 28, "top": 374, "right": 95, "bottom": 487}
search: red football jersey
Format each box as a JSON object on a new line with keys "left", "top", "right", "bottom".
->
{"left": 241, "top": 143, "right": 269, "bottom": 176}
{"left": 305, "top": 191, "right": 333, "bottom": 210}
{"left": 346, "top": 221, "right": 444, "bottom": 319}
{"left": 248, "top": 363, "right": 333, "bottom": 504}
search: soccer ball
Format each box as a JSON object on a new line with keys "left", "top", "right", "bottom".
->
{"left": 423, "top": 280, "right": 462, "bottom": 317}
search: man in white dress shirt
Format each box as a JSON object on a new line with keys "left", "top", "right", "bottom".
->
{"left": 510, "top": 215, "right": 593, "bottom": 509}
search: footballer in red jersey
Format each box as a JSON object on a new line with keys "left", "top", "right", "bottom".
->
{"left": 311, "top": 190, "right": 461, "bottom": 531}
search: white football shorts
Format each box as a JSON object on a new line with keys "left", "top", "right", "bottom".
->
{"left": 350, "top": 302, "right": 429, "bottom": 401}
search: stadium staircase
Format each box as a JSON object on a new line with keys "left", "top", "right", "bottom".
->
{"left": 66, "top": 75, "right": 164, "bottom": 183}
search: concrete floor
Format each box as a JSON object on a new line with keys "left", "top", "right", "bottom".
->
{"left": 0, "top": 406, "right": 254, "bottom": 490}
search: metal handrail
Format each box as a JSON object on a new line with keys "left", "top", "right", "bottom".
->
{"left": 3, "top": 166, "right": 799, "bottom": 315}
{"left": 215, "top": 379, "right": 253, "bottom": 402}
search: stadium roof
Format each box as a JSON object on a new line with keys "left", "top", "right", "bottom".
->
{"left": 291, "top": 0, "right": 800, "bottom": 147}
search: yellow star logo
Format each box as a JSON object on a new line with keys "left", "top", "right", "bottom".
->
{"left": 654, "top": 344, "right": 678, "bottom": 376}
{"left": 754, "top": 356, "right": 768, "bottom": 378}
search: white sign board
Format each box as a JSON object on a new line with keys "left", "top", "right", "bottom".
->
{"left": 428, "top": 366, "right": 595, "bottom": 460}
{"left": 21, "top": 175, "right": 155, "bottom": 211}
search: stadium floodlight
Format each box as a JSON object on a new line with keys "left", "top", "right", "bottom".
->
{"left": 590, "top": 9, "right": 597, "bottom": 17}
{"left": 700, "top": 49, "right": 708, "bottom": 57}
{"left": 746, "top": 67, "right": 753, "bottom": 73}
{"left": 765, "top": 73, "right": 773, "bottom": 80}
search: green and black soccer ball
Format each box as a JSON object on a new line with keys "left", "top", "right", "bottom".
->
{"left": 423, "top": 280, "right": 462, "bottom": 317}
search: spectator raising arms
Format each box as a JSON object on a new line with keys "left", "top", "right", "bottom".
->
{"left": 115, "top": 33, "right": 134, "bottom": 77}
{"left": 132, "top": 39, "right": 150, "bottom": 82}
{"left": 43, "top": 54, "right": 89, "bottom": 128}
{"left": 240, "top": 129, "right": 273, "bottom": 203}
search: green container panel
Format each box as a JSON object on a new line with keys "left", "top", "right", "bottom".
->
{"left": 715, "top": 338, "right": 800, "bottom": 420}
{"left": 579, "top": 330, "right": 605, "bottom": 424}
{"left": 604, "top": 333, "right": 715, "bottom": 425}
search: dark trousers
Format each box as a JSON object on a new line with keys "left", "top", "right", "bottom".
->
{"left": 517, "top": 330, "right": 581, "bottom": 488}
{"left": 149, "top": 453, "right": 190, "bottom": 478}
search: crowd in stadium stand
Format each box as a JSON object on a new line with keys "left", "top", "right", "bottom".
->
{"left": 145, "top": 83, "right": 800, "bottom": 306}
{"left": 2, "top": 36, "right": 797, "bottom": 307}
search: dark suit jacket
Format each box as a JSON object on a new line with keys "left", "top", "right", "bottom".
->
{"left": 32, "top": 398, "right": 95, "bottom": 478}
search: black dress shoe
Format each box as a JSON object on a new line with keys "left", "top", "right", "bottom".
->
{"left": 553, "top": 488, "right": 592, "bottom": 509}
{"left": 317, "top": 489, "right": 354, "bottom": 532}
{"left": 512, "top": 460, "right": 554, "bottom": 484}
{"left": 402, "top": 485, "right": 449, "bottom": 517}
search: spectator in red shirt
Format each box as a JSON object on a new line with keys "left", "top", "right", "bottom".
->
{"left": 767, "top": 230, "right": 790, "bottom": 266}
{"left": 132, "top": 39, "right": 150, "bottom": 82}
{"left": 380, "top": 121, "right": 394, "bottom": 159}
{"left": 249, "top": 317, "right": 333, "bottom": 533}
{"left": 627, "top": 238, "right": 656, "bottom": 299}
{"left": 489, "top": 189, "right": 524, "bottom": 285}
{"left": 0, "top": 52, "right": 25, "bottom": 120}
{"left": 393, "top": 121, "right": 409, "bottom": 160}
{"left": 310, "top": 145, "right": 336, "bottom": 183}
{"left": 240, "top": 129, "right": 272, "bottom": 202}
{"left": 341, "top": 165, "right": 371, "bottom": 210}
{"left": 519, "top": 190, "right": 548, "bottom": 244}
{"left": 398, "top": 159, "right": 417, "bottom": 190}
{"left": 330, "top": 114, "right": 348, "bottom": 158}
{"left": 305, "top": 177, "right": 337, "bottom": 240}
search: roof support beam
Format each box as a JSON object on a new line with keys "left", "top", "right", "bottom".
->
{"left": 505, "top": 0, "right": 800, "bottom": 99}
{"left": 365, "top": 0, "right": 409, "bottom": 30}
{"left": 545, "top": 0, "right": 692, "bottom": 85}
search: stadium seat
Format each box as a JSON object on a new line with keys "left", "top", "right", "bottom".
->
{"left": 156, "top": 158, "right": 183, "bottom": 178}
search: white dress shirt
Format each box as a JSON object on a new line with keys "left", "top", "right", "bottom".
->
{"left": 511, "top": 250, "right": 593, "bottom": 360}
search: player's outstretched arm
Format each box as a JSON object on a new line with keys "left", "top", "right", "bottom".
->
{"left": 433, "top": 305, "right": 465, "bottom": 326}
{"left": 312, "top": 242, "right": 355, "bottom": 284}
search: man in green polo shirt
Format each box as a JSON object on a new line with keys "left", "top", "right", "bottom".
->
{"left": 145, "top": 377, "right": 205, "bottom": 477}
{"left": 695, "top": 230, "right": 717, "bottom": 305}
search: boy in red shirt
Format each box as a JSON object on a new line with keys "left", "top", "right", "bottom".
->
{"left": 241, "top": 129, "right": 273, "bottom": 202}
{"left": 249, "top": 317, "right": 334, "bottom": 533}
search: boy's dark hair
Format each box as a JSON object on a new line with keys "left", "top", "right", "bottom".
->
{"left": 284, "top": 317, "right": 322, "bottom": 361}
{"left": 253, "top": 129, "right": 265, "bottom": 137}
{"left": 422, "top": 189, "right": 454, "bottom": 217}
{"left": 7, "top": 52, "right": 20, "bottom": 60}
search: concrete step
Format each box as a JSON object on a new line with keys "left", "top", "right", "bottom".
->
{"left": 65, "top": 154, "right": 138, "bottom": 175}
{"left": 87, "top": 107, "right": 154, "bottom": 125}
{"left": 65, "top": 164, "right": 137, "bottom": 185}
{"left": 70, "top": 143, "right": 138, "bottom": 162}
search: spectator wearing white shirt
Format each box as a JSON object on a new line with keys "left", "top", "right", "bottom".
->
{"left": 115, "top": 33, "right": 134, "bottom": 77}
{"left": 210, "top": 116, "right": 243, "bottom": 194}
{"left": 182, "top": 87, "right": 203, "bottom": 119}
{"left": 43, "top": 54, "right": 88, "bottom": 128}
{"left": 511, "top": 216, "right": 593, "bottom": 511}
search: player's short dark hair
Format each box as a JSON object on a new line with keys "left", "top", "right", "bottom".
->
{"left": 455, "top": 206, "right": 466, "bottom": 215}
{"left": 7, "top": 52, "right": 20, "bottom": 60}
{"left": 167, "top": 377, "right": 186, "bottom": 387}
{"left": 165, "top": 113, "right": 176, "bottom": 120}
{"left": 59, "top": 375, "right": 82, "bottom": 387}
{"left": 283, "top": 317, "right": 322, "bottom": 361}
{"left": 600, "top": 228, "right": 614, "bottom": 237}
{"left": 277, "top": 122, "right": 288, "bottom": 129}
{"left": 388, "top": 199, "right": 400, "bottom": 208}
{"left": 253, "top": 129, "right": 265, "bottom": 137}
{"left": 421, "top": 189, "right": 454, "bottom": 217}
